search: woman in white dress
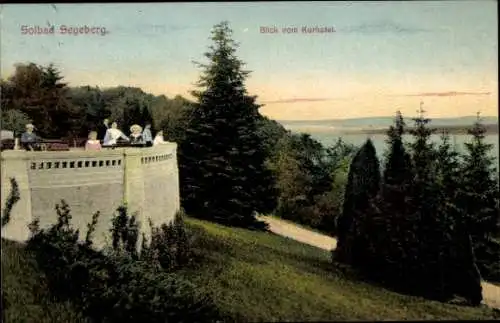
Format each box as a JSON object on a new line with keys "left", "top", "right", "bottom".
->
{"left": 103, "top": 122, "right": 129, "bottom": 146}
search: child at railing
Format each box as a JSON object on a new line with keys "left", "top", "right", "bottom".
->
{"left": 85, "top": 131, "right": 102, "bottom": 151}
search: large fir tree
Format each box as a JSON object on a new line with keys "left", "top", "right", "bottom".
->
{"left": 407, "top": 102, "right": 443, "bottom": 297}
{"left": 336, "top": 139, "right": 380, "bottom": 266}
{"left": 436, "top": 130, "right": 483, "bottom": 304}
{"left": 460, "top": 113, "right": 499, "bottom": 239}
{"left": 374, "top": 111, "right": 416, "bottom": 286}
{"left": 178, "top": 21, "right": 274, "bottom": 228}
{"left": 458, "top": 112, "right": 500, "bottom": 285}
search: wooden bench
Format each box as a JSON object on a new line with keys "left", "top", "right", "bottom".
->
{"left": 62, "top": 137, "right": 89, "bottom": 148}
{"left": 40, "top": 140, "right": 70, "bottom": 151}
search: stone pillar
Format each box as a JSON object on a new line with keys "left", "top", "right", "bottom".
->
{"left": 122, "top": 147, "right": 146, "bottom": 250}
{"left": 171, "top": 144, "right": 181, "bottom": 212}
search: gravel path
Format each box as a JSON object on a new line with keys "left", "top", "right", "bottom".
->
{"left": 257, "top": 215, "right": 500, "bottom": 309}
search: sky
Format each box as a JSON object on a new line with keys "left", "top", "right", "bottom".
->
{"left": 1, "top": 1, "right": 498, "bottom": 120}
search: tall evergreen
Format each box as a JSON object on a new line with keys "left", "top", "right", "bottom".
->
{"left": 437, "top": 131, "right": 483, "bottom": 304}
{"left": 178, "top": 21, "right": 274, "bottom": 228}
{"left": 460, "top": 112, "right": 499, "bottom": 239}
{"left": 336, "top": 139, "right": 380, "bottom": 266}
{"left": 407, "top": 102, "right": 444, "bottom": 296}
{"left": 383, "top": 111, "right": 413, "bottom": 188}
{"left": 374, "top": 111, "right": 415, "bottom": 285}
{"left": 458, "top": 112, "right": 500, "bottom": 285}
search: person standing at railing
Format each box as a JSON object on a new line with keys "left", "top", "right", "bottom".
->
{"left": 20, "top": 124, "right": 40, "bottom": 151}
{"left": 85, "top": 131, "right": 102, "bottom": 151}
{"left": 103, "top": 122, "right": 129, "bottom": 146}
{"left": 97, "top": 118, "right": 110, "bottom": 141}
{"left": 142, "top": 123, "right": 153, "bottom": 147}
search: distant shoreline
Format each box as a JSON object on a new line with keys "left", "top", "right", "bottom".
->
{"left": 343, "top": 124, "right": 499, "bottom": 135}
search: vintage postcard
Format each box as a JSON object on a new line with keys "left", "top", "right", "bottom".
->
{"left": 1, "top": 2, "right": 499, "bottom": 322}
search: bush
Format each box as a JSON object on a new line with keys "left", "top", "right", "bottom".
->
{"left": 26, "top": 200, "right": 222, "bottom": 323}
{"left": 142, "top": 209, "right": 194, "bottom": 272}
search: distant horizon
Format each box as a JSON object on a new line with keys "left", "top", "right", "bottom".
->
{"left": 277, "top": 115, "right": 499, "bottom": 122}
{"left": 1, "top": 2, "right": 497, "bottom": 120}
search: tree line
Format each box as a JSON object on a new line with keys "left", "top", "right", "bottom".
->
{"left": 1, "top": 64, "right": 191, "bottom": 140}
{"left": 335, "top": 109, "right": 500, "bottom": 304}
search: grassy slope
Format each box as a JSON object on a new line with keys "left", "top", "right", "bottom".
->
{"left": 2, "top": 218, "right": 500, "bottom": 322}
{"left": 1, "top": 239, "right": 88, "bottom": 323}
{"left": 182, "top": 217, "right": 500, "bottom": 321}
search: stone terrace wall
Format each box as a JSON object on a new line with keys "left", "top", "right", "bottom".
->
{"left": 0, "top": 143, "right": 179, "bottom": 249}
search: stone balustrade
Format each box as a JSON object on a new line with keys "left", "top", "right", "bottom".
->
{"left": 0, "top": 143, "right": 180, "bottom": 249}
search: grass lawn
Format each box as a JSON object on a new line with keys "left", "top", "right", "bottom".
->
{"left": 1, "top": 239, "right": 88, "bottom": 323}
{"left": 3, "top": 218, "right": 500, "bottom": 322}
{"left": 181, "top": 217, "right": 500, "bottom": 322}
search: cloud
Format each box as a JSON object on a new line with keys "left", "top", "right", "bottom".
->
{"left": 337, "top": 20, "right": 431, "bottom": 34}
{"left": 399, "top": 91, "right": 492, "bottom": 97}
{"left": 260, "top": 97, "right": 337, "bottom": 104}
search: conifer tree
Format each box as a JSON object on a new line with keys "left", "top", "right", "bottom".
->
{"left": 407, "top": 102, "right": 443, "bottom": 295}
{"left": 177, "top": 21, "right": 274, "bottom": 228}
{"left": 460, "top": 112, "right": 499, "bottom": 239}
{"left": 376, "top": 111, "right": 415, "bottom": 284}
{"left": 383, "top": 111, "right": 413, "bottom": 189}
{"left": 436, "top": 130, "right": 483, "bottom": 304}
{"left": 458, "top": 112, "right": 500, "bottom": 284}
{"left": 336, "top": 139, "right": 380, "bottom": 266}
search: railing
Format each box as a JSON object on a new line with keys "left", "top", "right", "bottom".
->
{"left": 0, "top": 142, "right": 180, "bottom": 246}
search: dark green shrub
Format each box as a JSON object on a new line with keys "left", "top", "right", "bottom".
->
{"left": 142, "top": 209, "right": 193, "bottom": 272}
{"left": 26, "top": 201, "right": 82, "bottom": 299}
{"left": 26, "top": 202, "right": 222, "bottom": 323}
{"left": 111, "top": 206, "right": 140, "bottom": 259}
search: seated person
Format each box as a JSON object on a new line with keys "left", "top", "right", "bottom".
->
{"left": 153, "top": 131, "right": 165, "bottom": 146}
{"left": 20, "top": 124, "right": 39, "bottom": 151}
{"left": 103, "top": 122, "right": 129, "bottom": 146}
{"left": 85, "top": 131, "right": 102, "bottom": 151}
{"left": 129, "top": 124, "right": 144, "bottom": 145}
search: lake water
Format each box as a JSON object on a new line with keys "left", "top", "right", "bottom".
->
{"left": 295, "top": 130, "right": 499, "bottom": 168}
